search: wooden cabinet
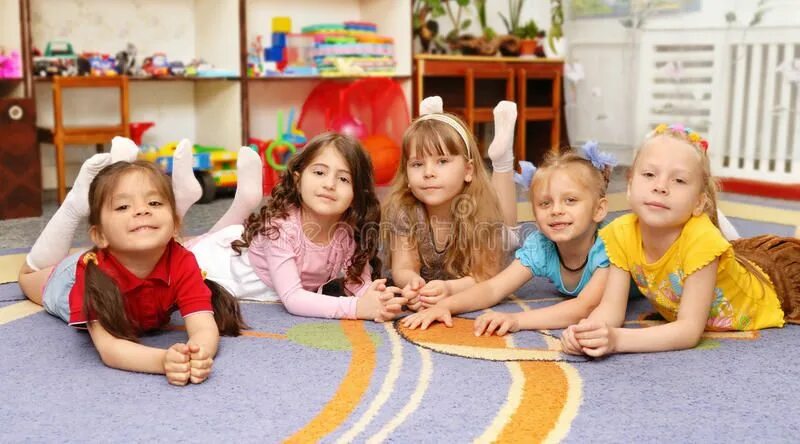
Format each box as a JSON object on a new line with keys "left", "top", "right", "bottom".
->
{"left": 414, "top": 54, "right": 567, "bottom": 166}
{"left": 0, "top": 97, "right": 41, "bottom": 218}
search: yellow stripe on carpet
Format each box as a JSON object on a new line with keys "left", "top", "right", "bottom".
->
{"left": 0, "top": 253, "right": 26, "bottom": 284}
{"left": 285, "top": 320, "right": 376, "bottom": 443}
{"left": 0, "top": 301, "right": 43, "bottom": 325}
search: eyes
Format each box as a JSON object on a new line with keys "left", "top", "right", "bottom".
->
{"left": 113, "top": 200, "right": 164, "bottom": 212}
{"left": 536, "top": 197, "right": 579, "bottom": 208}
{"left": 640, "top": 171, "right": 688, "bottom": 184}
{"left": 311, "top": 168, "right": 351, "bottom": 184}
{"left": 408, "top": 156, "right": 451, "bottom": 168}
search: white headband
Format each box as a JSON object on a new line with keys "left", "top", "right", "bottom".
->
{"left": 415, "top": 113, "right": 473, "bottom": 161}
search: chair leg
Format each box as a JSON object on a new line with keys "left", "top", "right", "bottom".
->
{"left": 55, "top": 140, "right": 66, "bottom": 204}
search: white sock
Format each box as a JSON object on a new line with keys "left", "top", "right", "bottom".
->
{"left": 419, "top": 96, "right": 443, "bottom": 115}
{"left": 110, "top": 136, "right": 140, "bottom": 163}
{"left": 717, "top": 209, "right": 740, "bottom": 241}
{"left": 488, "top": 101, "right": 517, "bottom": 173}
{"left": 209, "top": 147, "right": 263, "bottom": 233}
{"left": 172, "top": 139, "right": 202, "bottom": 220}
{"left": 26, "top": 153, "right": 112, "bottom": 270}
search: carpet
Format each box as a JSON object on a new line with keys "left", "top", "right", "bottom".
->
{"left": 1, "top": 276, "right": 797, "bottom": 442}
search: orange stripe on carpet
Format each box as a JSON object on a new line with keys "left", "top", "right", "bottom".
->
{"left": 285, "top": 320, "right": 376, "bottom": 443}
{"left": 496, "top": 361, "right": 569, "bottom": 442}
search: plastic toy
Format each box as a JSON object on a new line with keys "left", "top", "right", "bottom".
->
{"left": 0, "top": 49, "right": 21, "bottom": 78}
{"left": 250, "top": 108, "right": 306, "bottom": 195}
{"left": 129, "top": 121, "right": 240, "bottom": 203}
{"left": 362, "top": 134, "right": 399, "bottom": 185}
{"left": 141, "top": 52, "right": 169, "bottom": 77}
{"left": 32, "top": 41, "right": 78, "bottom": 77}
{"left": 115, "top": 43, "right": 137, "bottom": 75}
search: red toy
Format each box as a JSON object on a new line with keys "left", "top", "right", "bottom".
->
{"left": 362, "top": 134, "right": 400, "bottom": 185}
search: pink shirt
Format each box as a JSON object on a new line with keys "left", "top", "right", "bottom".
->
{"left": 247, "top": 207, "right": 372, "bottom": 319}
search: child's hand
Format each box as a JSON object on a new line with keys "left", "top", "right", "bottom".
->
{"left": 163, "top": 343, "right": 191, "bottom": 386}
{"left": 473, "top": 312, "right": 519, "bottom": 337}
{"left": 559, "top": 325, "right": 584, "bottom": 355}
{"left": 419, "top": 280, "right": 449, "bottom": 308}
{"left": 403, "top": 276, "right": 426, "bottom": 311}
{"left": 187, "top": 342, "right": 214, "bottom": 384}
{"left": 358, "top": 279, "right": 406, "bottom": 322}
{"left": 375, "top": 286, "right": 407, "bottom": 322}
{"left": 401, "top": 305, "right": 452, "bottom": 330}
{"left": 573, "top": 319, "right": 616, "bottom": 357}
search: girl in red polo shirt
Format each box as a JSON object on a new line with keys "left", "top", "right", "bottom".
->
{"left": 18, "top": 151, "right": 246, "bottom": 386}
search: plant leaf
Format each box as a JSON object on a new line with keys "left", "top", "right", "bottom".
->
{"left": 461, "top": 18, "right": 472, "bottom": 30}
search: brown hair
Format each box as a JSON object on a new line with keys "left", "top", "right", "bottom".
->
{"left": 84, "top": 161, "right": 246, "bottom": 340}
{"left": 632, "top": 132, "right": 719, "bottom": 227}
{"left": 383, "top": 113, "right": 504, "bottom": 281}
{"left": 232, "top": 132, "right": 382, "bottom": 287}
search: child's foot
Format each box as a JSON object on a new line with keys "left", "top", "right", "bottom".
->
{"left": 27, "top": 153, "right": 111, "bottom": 270}
{"left": 513, "top": 161, "right": 536, "bottom": 189}
{"left": 64, "top": 153, "right": 113, "bottom": 217}
{"left": 487, "top": 101, "right": 517, "bottom": 173}
{"left": 110, "top": 136, "right": 140, "bottom": 163}
{"left": 419, "top": 96, "right": 443, "bottom": 115}
{"left": 172, "top": 139, "right": 202, "bottom": 219}
{"left": 208, "top": 147, "right": 263, "bottom": 233}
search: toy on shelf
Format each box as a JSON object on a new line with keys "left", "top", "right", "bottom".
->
{"left": 0, "top": 48, "right": 22, "bottom": 78}
{"left": 32, "top": 41, "right": 78, "bottom": 77}
{"left": 115, "top": 43, "right": 137, "bottom": 75}
{"left": 141, "top": 52, "right": 170, "bottom": 77}
{"left": 301, "top": 21, "right": 396, "bottom": 77}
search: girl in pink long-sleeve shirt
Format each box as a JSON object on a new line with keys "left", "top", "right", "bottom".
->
{"left": 187, "top": 132, "right": 406, "bottom": 322}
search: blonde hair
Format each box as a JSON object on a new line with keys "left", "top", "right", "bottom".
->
{"left": 531, "top": 149, "right": 613, "bottom": 202}
{"left": 631, "top": 131, "right": 719, "bottom": 228}
{"left": 383, "top": 113, "right": 504, "bottom": 281}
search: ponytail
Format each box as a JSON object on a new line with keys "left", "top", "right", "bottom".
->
{"left": 205, "top": 279, "right": 248, "bottom": 336}
{"left": 83, "top": 250, "right": 138, "bottom": 342}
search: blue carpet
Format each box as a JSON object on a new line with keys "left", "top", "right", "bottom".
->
{"left": 1, "top": 277, "right": 798, "bottom": 442}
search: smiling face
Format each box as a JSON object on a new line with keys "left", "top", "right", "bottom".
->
{"left": 531, "top": 166, "right": 607, "bottom": 244}
{"left": 90, "top": 170, "right": 177, "bottom": 258}
{"left": 628, "top": 136, "right": 707, "bottom": 230}
{"left": 296, "top": 145, "right": 355, "bottom": 219}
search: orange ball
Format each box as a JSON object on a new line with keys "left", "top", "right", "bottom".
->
{"left": 362, "top": 134, "right": 400, "bottom": 185}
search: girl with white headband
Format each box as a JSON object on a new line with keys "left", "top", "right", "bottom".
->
{"left": 382, "top": 97, "right": 520, "bottom": 311}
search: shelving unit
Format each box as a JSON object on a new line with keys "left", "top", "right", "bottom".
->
{"left": 6, "top": 0, "right": 412, "bottom": 192}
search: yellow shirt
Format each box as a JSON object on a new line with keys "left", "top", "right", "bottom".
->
{"left": 600, "top": 213, "right": 784, "bottom": 331}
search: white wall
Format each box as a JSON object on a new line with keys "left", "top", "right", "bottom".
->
{"left": 0, "top": 0, "right": 21, "bottom": 50}
{"left": 565, "top": 0, "right": 800, "bottom": 163}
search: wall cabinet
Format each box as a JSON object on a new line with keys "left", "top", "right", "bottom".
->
{"left": 414, "top": 54, "right": 568, "bottom": 166}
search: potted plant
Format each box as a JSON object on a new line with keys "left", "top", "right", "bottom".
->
{"left": 546, "top": 0, "right": 565, "bottom": 57}
{"left": 517, "top": 19, "right": 538, "bottom": 56}
{"left": 458, "top": 0, "right": 498, "bottom": 56}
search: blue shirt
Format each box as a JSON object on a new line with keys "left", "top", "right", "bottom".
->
{"left": 514, "top": 227, "right": 609, "bottom": 296}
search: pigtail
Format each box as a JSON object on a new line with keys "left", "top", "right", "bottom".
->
{"left": 205, "top": 279, "right": 248, "bottom": 336}
{"left": 83, "top": 251, "right": 138, "bottom": 342}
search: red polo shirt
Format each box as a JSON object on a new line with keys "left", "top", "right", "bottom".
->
{"left": 68, "top": 239, "right": 213, "bottom": 333}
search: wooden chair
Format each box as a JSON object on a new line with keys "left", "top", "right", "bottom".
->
{"left": 38, "top": 76, "right": 130, "bottom": 203}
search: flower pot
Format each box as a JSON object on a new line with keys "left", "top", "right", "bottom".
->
{"left": 519, "top": 39, "right": 536, "bottom": 56}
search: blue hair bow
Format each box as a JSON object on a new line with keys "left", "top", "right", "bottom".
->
{"left": 582, "top": 140, "right": 618, "bottom": 171}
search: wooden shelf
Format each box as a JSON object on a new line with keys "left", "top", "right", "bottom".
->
{"left": 34, "top": 76, "right": 241, "bottom": 83}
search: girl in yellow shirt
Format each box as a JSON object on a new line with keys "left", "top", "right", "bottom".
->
{"left": 561, "top": 124, "right": 800, "bottom": 357}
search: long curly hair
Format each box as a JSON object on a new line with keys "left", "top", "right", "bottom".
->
{"left": 232, "top": 132, "right": 382, "bottom": 288}
{"left": 382, "top": 113, "right": 505, "bottom": 281}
